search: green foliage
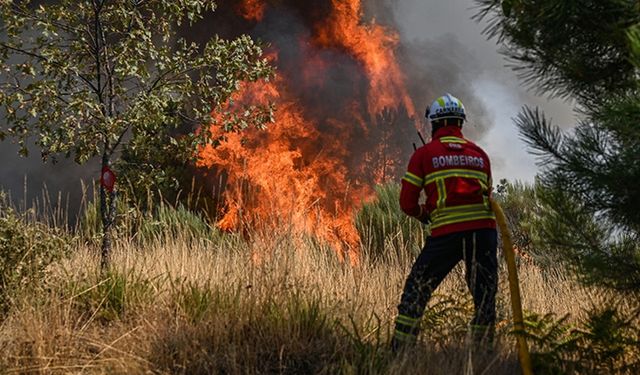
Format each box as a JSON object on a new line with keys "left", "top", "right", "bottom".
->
{"left": 0, "top": 0, "right": 274, "bottom": 267}
{"left": 336, "top": 314, "right": 390, "bottom": 373}
{"left": 355, "top": 183, "right": 428, "bottom": 261}
{"left": 533, "top": 186, "right": 640, "bottom": 292}
{"left": 78, "top": 197, "right": 221, "bottom": 245}
{"left": 117, "top": 141, "right": 196, "bottom": 207}
{"left": 138, "top": 202, "right": 218, "bottom": 242}
{"left": 494, "top": 179, "right": 560, "bottom": 268}
{"left": 77, "top": 192, "right": 133, "bottom": 242}
{"left": 174, "top": 281, "right": 215, "bottom": 323}
{"left": 512, "top": 106, "right": 640, "bottom": 292}
{"left": 495, "top": 179, "right": 541, "bottom": 253}
{"left": 515, "top": 106, "right": 640, "bottom": 234}
{"left": 0, "top": 192, "right": 70, "bottom": 314}
{"left": 525, "top": 306, "right": 640, "bottom": 374}
{"left": 261, "top": 291, "right": 333, "bottom": 349}
{"left": 420, "top": 293, "right": 474, "bottom": 341}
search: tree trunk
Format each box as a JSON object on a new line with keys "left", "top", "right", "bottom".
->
{"left": 100, "top": 154, "right": 117, "bottom": 271}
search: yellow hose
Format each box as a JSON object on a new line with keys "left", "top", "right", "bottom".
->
{"left": 491, "top": 199, "right": 534, "bottom": 375}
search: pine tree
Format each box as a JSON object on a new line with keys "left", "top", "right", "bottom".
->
{"left": 475, "top": 0, "right": 640, "bottom": 293}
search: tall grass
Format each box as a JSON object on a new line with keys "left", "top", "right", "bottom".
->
{"left": 3, "top": 231, "right": 634, "bottom": 374}
{"left": 355, "top": 183, "right": 427, "bottom": 262}
{"left": 0, "top": 187, "right": 638, "bottom": 374}
{"left": 78, "top": 194, "right": 222, "bottom": 246}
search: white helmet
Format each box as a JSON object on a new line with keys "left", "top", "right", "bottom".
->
{"left": 425, "top": 93, "right": 466, "bottom": 122}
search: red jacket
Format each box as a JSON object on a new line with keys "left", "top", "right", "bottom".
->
{"left": 400, "top": 125, "right": 496, "bottom": 237}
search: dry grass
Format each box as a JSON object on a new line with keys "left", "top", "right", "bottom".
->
{"left": 0, "top": 228, "right": 622, "bottom": 374}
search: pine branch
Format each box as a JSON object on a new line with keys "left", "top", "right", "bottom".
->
{"left": 515, "top": 106, "right": 566, "bottom": 165}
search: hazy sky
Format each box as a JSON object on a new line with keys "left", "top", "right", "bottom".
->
{"left": 394, "top": 0, "right": 576, "bottom": 183}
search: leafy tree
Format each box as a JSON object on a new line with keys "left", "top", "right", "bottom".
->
{"left": 475, "top": 0, "right": 640, "bottom": 293}
{"left": 0, "top": 0, "right": 273, "bottom": 269}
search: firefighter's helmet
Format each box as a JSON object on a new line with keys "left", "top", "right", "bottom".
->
{"left": 425, "top": 93, "right": 466, "bottom": 122}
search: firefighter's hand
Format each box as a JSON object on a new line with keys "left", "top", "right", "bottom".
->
{"left": 416, "top": 205, "right": 430, "bottom": 224}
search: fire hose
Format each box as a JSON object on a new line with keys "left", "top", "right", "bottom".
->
{"left": 491, "top": 199, "right": 534, "bottom": 375}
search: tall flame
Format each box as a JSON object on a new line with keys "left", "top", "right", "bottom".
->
{"left": 315, "top": 0, "right": 416, "bottom": 117}
{"left": 197, "top": 0, "right": 418, "bottom": 262}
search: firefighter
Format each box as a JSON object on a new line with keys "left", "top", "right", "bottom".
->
{"left": 392, "top": 93, "right": 498, "bottom": 351}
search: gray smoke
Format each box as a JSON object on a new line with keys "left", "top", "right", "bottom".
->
{"left": 0, "top": 139, "right": 98, "bottom": 216}
{"left": 184, "top": 0, "right": 502, "bottom": 187}
{"left": 385, "top": 0, "right": 576, "bottom": 181}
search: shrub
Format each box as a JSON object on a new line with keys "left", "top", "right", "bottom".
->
{"left": 0, "top": 192, "right": 70, "bottom": 314}
{"left": 355, "top": 183, "right": 427, "bottom": 262}
{"left": 494, "top": 179, "right": 564, "bottom": 273}
{"left": 137, "top": 203, "right": 219, "bottom": 244}
{"left": 78, "top": 196, "right": 220, "bottom": 245}
{"left": 70, "top": 269, "right": 154, "bottom": 322}
{"left": 525, "top": 304, "right": 640, "bottom": 374}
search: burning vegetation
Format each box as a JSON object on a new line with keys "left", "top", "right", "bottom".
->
{"left": 196, "top": 0, "right": 422, "bottom": 261}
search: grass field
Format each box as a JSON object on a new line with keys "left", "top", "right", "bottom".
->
{"left": 1, "top": 227, "right": 609, "bottom": 374}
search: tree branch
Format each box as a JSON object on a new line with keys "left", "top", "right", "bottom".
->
{"left": 0, "top": 42, "right": 100, "bottom": 94}
{"left": 147, "top": 67, "right": 179, "bottom": 94}
{"left": 109, "top": 124, "right": 132, "bottom": 157}
{"left": 0, "top": 42, "right": 48, "bottom": 62}
{"left": 7, "top": 4, "right": 85, "bottom": 35}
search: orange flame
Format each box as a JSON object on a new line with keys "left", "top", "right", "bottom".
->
{"left": 197, "top": 0, "right": 417, "bottom": 263}
{"left": 198, "top": 78, "right": 367, "bottom": 263}
{"left": 315, "top": 0, "right": 416, "bottom": 118}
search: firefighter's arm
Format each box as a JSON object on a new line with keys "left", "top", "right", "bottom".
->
{"left": 399, "top": 150, "right": 430, "bottom": 223}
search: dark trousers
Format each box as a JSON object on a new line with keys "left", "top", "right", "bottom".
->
{"left": 395, "top": 228, "right": 498, "bottom": 341}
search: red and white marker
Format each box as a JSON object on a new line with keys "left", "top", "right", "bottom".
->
{"left": 100, "top": 166, "right": 116, "bottom": 193}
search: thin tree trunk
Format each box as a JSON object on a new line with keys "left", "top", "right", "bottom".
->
{"left": 94, "top": 1, "right": 115, "bottom": 271}
{"left": 100, "top": 153, "right": 116, "bottom": 271}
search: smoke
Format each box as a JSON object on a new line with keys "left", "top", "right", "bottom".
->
{"left": 0, "top": 139, "right": 97, "bottom": 215}
{"left": 397, "top": 35, "right": 491, "bottom": 138}
{"left": 189, "top": 0, "right": 518, "bottom": 187}
{"left": 388, "top": 0, "right": 577, "bottom": 181}
{"left": 360, "top": 0, "right": 492, "bottom": 135}
{"left": 192, "top": 0, "right": 494, "bottom": 163}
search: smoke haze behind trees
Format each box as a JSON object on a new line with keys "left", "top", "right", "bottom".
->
{"left": 0, "top": 0, "right": 573, "bottom": 213}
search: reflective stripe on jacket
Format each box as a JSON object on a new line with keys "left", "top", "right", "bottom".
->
{"left": 400, "top": 126, "right": 496, "bottom": 237}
